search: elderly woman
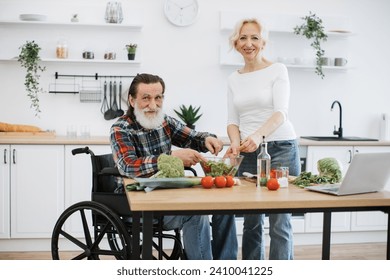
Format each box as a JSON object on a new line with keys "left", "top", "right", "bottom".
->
{"left": 224, "top": 18, "right": 301, "bottom": 260}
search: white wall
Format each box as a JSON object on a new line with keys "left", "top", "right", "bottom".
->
{"left": 1, "top": 0, "right": 389, "bottom": 139}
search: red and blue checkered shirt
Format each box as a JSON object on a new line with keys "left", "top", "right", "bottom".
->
{"left": 110, "top": 114, "right": 216, "bottom": 178}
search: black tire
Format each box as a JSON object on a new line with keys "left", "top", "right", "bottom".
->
{"left": 51, "top": 201, "right": 132, "bottom": 260}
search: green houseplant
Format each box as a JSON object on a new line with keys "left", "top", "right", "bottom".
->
{"left": 174, "top": 104, "right": 202, "bottom": 129}
{"left": 18, "top": 40, "right": 46, "bottom": 116}
{"left": 125, "top": 43, "right": 137, "bottom": 60}
{"left": 294, "top": 12, "right": 328, "bottom": 79}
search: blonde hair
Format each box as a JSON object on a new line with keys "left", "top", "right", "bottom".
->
{"left": 228, "top": 18, "right": 269, "bottom": 50}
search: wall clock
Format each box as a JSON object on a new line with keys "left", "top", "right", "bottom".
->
{"left": 164, "top": 0, "right": 199, "bottom": 27}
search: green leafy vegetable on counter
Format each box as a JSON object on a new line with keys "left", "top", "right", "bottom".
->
{"left": 153, "top": 154, "right": 184, "bottom": 178}
{"left": 317, "top": 157, "right": 342, "bottom": 183}
{"left": 292, "top": 157, "right": 342, "bottom": 187}
{"left": 126, "top": 154, "right": 186, "bottom": 191}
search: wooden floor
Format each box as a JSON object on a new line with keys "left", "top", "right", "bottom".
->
{"left": 0, "top": 243, "right": 386, "bottom": 260}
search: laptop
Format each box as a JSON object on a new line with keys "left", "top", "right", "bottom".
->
{"left": 305, "top": 152, "right": 390, "bottom": 196}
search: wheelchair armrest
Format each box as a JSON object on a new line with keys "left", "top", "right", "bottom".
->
{"left": 100, "top": 167, "right": 121, "bottom": 176}
{"left": 184, "top": 166, "right": 197, "bottom": 176}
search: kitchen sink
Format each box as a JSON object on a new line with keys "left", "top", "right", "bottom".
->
{"left": 301, "top": 136, "right": 378, "bottom": 141}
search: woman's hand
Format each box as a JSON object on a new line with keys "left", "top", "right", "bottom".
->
{"left": 224, "top": 144, "right": 240, "bottom": 158}
{"left": 239, "top": 134, "right": 261, "bottom": 153}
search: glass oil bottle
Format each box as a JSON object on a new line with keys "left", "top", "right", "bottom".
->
{"left": 257, "top": 136, "right": 271, "bottom": 187}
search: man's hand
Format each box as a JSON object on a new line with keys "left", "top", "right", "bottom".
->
{"left": 171, "top": 149, "right": 207, "bottom": 167}
{"left": 205, "top": 136, "right": 223, "bottom": 156}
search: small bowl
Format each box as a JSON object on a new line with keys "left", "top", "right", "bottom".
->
{"left": 200, "top": 155, "right": 244, "bottom": 177}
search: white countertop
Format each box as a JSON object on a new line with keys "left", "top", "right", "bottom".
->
{"left": 1, "top": 135, "right": 390, "bottom": 146}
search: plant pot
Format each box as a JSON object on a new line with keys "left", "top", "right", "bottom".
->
{"left": 187, "top": 124, "right": 195, "bottom": 129}
{"left": 127, "top": 53, "right": 136, "bottom": 60}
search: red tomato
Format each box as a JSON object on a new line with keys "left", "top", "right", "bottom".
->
{"left": 266, "top": 178, "right": 280, "bottom": 191}
{"left": 270, "top": 169, "right": 277, "bottom": 179}
{"left": 214, "top": 176, "right": 227, "bottom": 188}
{"left": 225, "top": 176, "right": 234, "bottom": 188}
{"left": 201, "top": 176, "right": 214, "bottom": 189}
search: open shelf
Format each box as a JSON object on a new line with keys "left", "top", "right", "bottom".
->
{"left": 0, "top": 20, "right": 142, "bottom": 30}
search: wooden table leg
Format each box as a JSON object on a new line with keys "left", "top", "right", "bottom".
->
{"left": 322, "top": 211, "right": 332, "bottom": 260}
{"left": 387, "top": 212, "right": 390, "bottom": 260}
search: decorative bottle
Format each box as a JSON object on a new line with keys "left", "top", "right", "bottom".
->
{"left": 257, "top": 136, "right": 271, "bottom": 187}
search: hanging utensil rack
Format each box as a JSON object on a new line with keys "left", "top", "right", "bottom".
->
{"left": 49, "top": 72, "right": 135, "bottom": 94}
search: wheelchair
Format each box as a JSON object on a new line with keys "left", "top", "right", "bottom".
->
{"left": 51, "top": 146, "right": 194, "bottom": 260}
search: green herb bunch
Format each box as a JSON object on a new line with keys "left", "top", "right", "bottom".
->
{"left": 18, "top": 40, "right": 46, "bottom": 116}
{"left": 294, "top": 12, "right": 328, "bottom": 78}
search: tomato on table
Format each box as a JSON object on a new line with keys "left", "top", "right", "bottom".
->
{"left": 266, "top": 178, "right": 280, "bottom": 190}
{"left": 225, "top": 175, "right": 234, "bottom": 187}
{"left": 201, "top": 176, "right": 214, "bottom": 188}
{"left": 214, "top": 176, "right": 227, "bottom": 188}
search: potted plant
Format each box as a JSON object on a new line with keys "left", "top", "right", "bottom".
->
{"left": 294, "top": 12, "right": 328, "bottom": 79}
{"left": 125, "top": 43, "right": 137, "bottom": 60}
{"left": 174, "top": 104, "right": 202, "bottom": 129}
{"left": 18, "top": 40, "right": 46, "bottom": 116}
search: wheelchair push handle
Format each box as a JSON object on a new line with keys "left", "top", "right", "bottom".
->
{"left": 71, "top": 146, "right": 93, "bottom": 156}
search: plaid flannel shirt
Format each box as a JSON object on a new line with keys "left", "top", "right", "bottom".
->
{"left": 110, "top": 114, "right": 216, "bottom": 178}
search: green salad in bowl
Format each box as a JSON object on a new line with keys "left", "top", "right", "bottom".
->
{"left": 200, "top": 155, "right": 244, "bottom": 177}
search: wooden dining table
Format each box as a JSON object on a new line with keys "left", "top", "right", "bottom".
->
{"left": 124, "top": 178, "right": 390, "bottom": 260}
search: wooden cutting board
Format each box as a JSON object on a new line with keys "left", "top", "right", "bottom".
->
{"left": 0, "top": 131, "right": 56, "bottom": 137}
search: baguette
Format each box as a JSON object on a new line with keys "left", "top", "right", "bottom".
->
{"left": 0, "top": 122, "right": 42, "bottom": 132}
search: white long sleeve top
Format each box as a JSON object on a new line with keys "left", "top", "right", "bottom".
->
{"left": 227, "top": 63, "right": 297, "bottom": 142}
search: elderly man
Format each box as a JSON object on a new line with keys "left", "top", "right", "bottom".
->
{"left": 110, "top": 73, "right": 237, "bottom": 260}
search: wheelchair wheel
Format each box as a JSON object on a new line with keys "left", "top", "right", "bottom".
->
{"left": 51, "top": 201, "right": 132, "bottom": 260}
{"left": 150, "top": 231, "right": 185, "bottom": 260}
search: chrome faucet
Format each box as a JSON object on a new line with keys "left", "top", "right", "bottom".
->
{"left": 331, "top": 100, "right": 343, "bottom": 138}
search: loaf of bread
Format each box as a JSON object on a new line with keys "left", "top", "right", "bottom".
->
{"left": 0, "top": 122, "right": 42, "bottom": 132}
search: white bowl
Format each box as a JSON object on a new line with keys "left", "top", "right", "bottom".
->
{"left": 19, "top": 14, "right": 47, "bottom": 21}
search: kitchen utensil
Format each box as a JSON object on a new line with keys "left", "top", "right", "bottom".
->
{"left": 116, "top": 80, "right": 124, "bottom": 117}
{"left": 243, "top": 172, "right": 257, "bottom": 179}
{"left": 100, "top": 81, "right": 109, "bottom": 114}
{"left": 104, "top": 81, "right": 116, "bottom": 120}
{"left": 111, "top": 81, "right": 119, "bottom": 113}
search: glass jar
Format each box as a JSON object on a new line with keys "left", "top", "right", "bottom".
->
{"left": 105, "top": 2, "right": 123, "bottom": 23}
{"left": 56, "top": 40, "right": 68, "bottom": 59}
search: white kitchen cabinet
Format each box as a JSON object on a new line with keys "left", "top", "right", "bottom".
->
{"left": 0, "top": 145, "right": 11, "bottom": 238}
{"left": 305, "top": 145, "right": 390, "bottom": 233}
{"left": 0, "top": 145, "right": 65, "bottom": 239}
{"left": 64, "top": 145, "right": 111, "bottom": 236}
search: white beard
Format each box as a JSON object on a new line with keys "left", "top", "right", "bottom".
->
{"left": 133, "top": 103, "right": 165, "bottom": 129}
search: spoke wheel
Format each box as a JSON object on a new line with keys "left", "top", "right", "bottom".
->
{"left": 51, "top": 201, "right": 131, "bottom": 260}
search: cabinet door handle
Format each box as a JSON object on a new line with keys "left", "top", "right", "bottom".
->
{"left": 12, "top": 149, "right": 16, "bottom": 164}
{"left": 348, "top": 149, "right": 352, "bottom": 163}
{"left": 3, "top": 149, "right": 7, "bottom": 164}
